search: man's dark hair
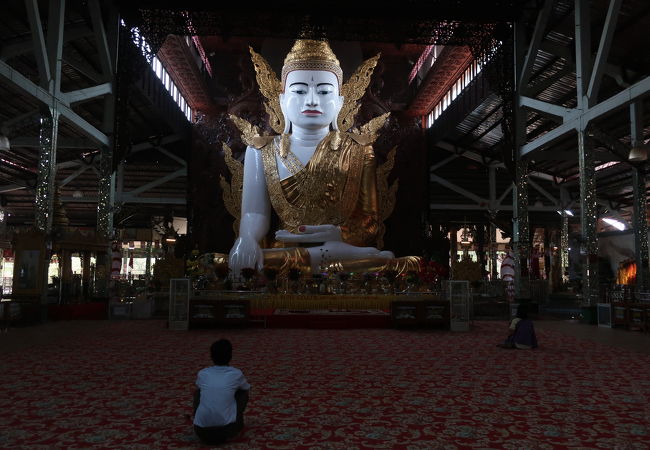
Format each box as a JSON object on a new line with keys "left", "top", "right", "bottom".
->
{"left": 210, "top": 339, "right": 233, "bottom": 365}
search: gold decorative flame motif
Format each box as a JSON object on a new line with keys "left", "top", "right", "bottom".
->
{"left": 219, "top": 143, "right": 243, "bottom": 236}
{"left": 338, "top": 54, "right": 380, "bottom": 132}
{"left": 249, "top": 47, "right": 284, "bottom": 134}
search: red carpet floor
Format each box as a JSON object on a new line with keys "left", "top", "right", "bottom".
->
{"left": 1, "top": 320, "right": 649, "bottom": 448}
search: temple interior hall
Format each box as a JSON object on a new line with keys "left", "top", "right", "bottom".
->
{"left": 1, "top": 0, "right": 650, "bottom": 448}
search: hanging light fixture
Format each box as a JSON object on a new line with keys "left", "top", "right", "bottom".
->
{"left": 0, "top": 134, "right": 10, "bottom": 152}
{"left": 629, "top": 143, "right": 649, "bottom": 162}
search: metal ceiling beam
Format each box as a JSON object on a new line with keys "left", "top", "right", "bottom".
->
{"left": 24, "top": 0, "right": 51, "bottom": 88}
{"left": 0, "top": 184, "right": 28, "bottom": 193}
{"left": 154, "top": 146, "right": 187, "bottom": 167}
{"left": 58, "top": 160, "right": 86, "bottom": 169}
{"left": 520, "top": 118, "right": 577, "bottom": 157}
{"left": 59, "top": 165, "right": 92, "bottom": 186}
{"left": 124, "top": 168, "right": 186, "bottom": 196}
{"left": 11, "top": 136, "right": 100, "bottom": 149}
{"left": 0, "top": 24, "right": 93, "bottom": 61}
{"left": 63, "top": 49, "right": 104, "bottom": 83}
{"left": 527, "top": 149, "right": 617, "bottom": 161}
{"left": 430, "top": 173, "right": 488, "bottom": 205}
{"left": 587, "top": 0, "right": 622, "bottom": 106}
{"left": 457, "top": 101, "right": 503, "bottom": 144}
{"left": 131, "top": 134, "right": 184, "bottom": 152}
{"left": 46, "top": 0, "right": 66, "bottom": 96}
{"left": 0, "top": 60, "right": 110, "bottom": 146}
{"left": 528, "top": 178, "right": 560, "bottom": 206}
{"left": 497, "top": 184, "right": 513, "bottom": 207}
{"left": 583, "top": 75, "right": 650, "bottom": 123}
{"left": 526, "top": 66, "right": 573, "bottom": 97}
{"left": 435, "top": 140, "right": 497, "bottom": 166}
{"left": 88, "top": 0, "right": 113, "bottom": 79}
{"left": 524, "top": 75, "right": 650, "bottom": 156}
{"left": 436, "top": 140, "right": 558, "bottom": 181}
{"left": 466, "top": 110, "right": 503, "bottom": 146}
{"left": 539, "top": 41, "right": 636, "bottom": 88}
{"left": 429, "top": 154, "right": 458, "bottom": 172}
{"left": 519, "top": 0, "right": 554, "bottom": 88}
{"left": 519, "top": 96, "right": 575, "bottom": 120}
{"left": 587, "top": 125, "right": 632, "bottom": 162}
{"left": 64, "top": 82, "right": 113, "bottom": 104}
{"left": 0, "top": 110, "right": 39, "bottom": 135}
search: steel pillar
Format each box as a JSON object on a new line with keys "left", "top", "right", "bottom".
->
{"left": 35, "top": 107, "right": 59, "bottom": 234}
{"left": 631, "top": 102, "right": 649, "bottom": 292}
{"left": 560, "top": 188, "right": 570, "bottom": 284}
{"left": 578, "top": 128, "right": 599, "bottom": 305}
{"left": 513, "top": 159, "right": 530, "bottom": 299}
{"left": 97, "top": 143, "right": 115, "bottom": 239}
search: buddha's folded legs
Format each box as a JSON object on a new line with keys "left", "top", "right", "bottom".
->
{"left": 212, "top": 249, "right": 420, "bottom": 278}
{"left": 323, "top": 255, "right": 422, "bottom": 276}
{"left": 262, "top": 247, "right": 312, "bottom": 276}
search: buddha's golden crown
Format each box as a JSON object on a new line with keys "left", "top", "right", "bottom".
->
{"left": 281, "top": 39, "right": 343, "bottom": 89}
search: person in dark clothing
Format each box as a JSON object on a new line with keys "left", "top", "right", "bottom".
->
{"left": 193, "top": 339, "right": 250, "bottom": 445}
{"left": 498, "top": 304, "right": 538, "bottom": 349}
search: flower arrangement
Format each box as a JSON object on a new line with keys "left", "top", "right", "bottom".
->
{"left": 381, "top": 269, "right": 398, "bottom": 283}
{"left": 185, "top": 248, "right": 202, "bottom": 278}
{"left": 418, "top": 258, "right": 448, "bottom": 284}
{"left": 405, "top": 270, "right": 420, "bottom": 285}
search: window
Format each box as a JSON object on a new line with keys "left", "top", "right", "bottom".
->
{"left": 123, "top": 22, "right": 193, "bottom": 122}
{"left": 426, "top": 57, "right": 491, "bottom": 128}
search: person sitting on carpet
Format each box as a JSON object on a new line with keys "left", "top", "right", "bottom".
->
{"left": 497, "top": 304, "right": 538, "bottom": 349}
{"left": 193, "top": 339, "right": 250, "bottom": 445}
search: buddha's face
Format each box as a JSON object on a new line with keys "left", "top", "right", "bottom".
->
{"left": 280, "top": 70, "right": 343, "bottom": 132}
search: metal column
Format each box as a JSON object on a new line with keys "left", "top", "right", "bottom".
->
{"left": 560, "top": 188, "right": 570, "bottom": 284}
{"left": 631, "top": 102, "right": 649, "bottom": 292}
{"left": 513, "top": 159, "right": 530, "bottom": 299}
{"left": 513, "top": 16, "right": 530, "bottom": 300}
{"left": 35, "top": 107, "right": 59, "bottom": 234}
{"left": 97, "top": 144, "right": 115, "bottom": 239}
{"left": 578, "top": 128, "right": 599, "bottom": 305}
{"left": 576, "top": 0, "right": 599, "bottom": 306}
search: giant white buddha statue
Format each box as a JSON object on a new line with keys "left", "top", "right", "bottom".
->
{"left": 224, "top": 39, "right": 420, "bottom": 277}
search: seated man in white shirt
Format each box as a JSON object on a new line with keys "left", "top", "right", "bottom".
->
{"left": 193, "top": 339, "right": 251, "bottom": 445}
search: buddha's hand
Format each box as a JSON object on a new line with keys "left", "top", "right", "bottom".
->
{"left": 229, "top": 236, "right": 264, "bottom": 276}
{"left": 275, "top": 224, "right": 342, "bottom": 243}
